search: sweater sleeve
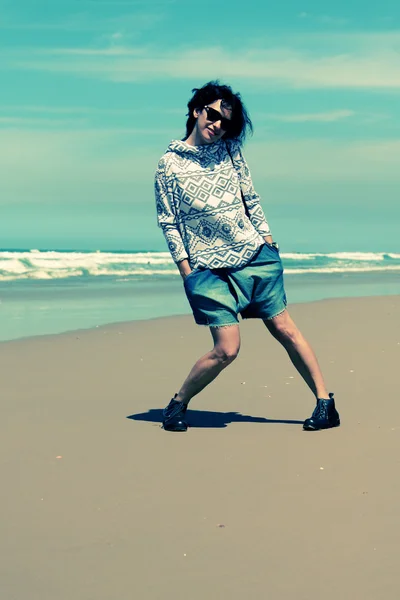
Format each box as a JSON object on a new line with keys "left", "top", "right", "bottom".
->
{"left": 155, "top": 159, "right": 189, "bottom": 264}
{"left": 228, "top": 141, "right": 271, "bottom": 237}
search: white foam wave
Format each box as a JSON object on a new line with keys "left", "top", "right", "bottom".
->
{"left": 1, "top": 249, "right": 400, "bottom": 282}
{"left": 286, "top": 266, "right": 400, "bottom": 274}
{"left": 323, "top": 252, "right": 386, "bottom": 261}
{"left": 281, "top": 253, "right": 315, "bottom": 260}
{"left": 281, "top": 252, "right": 393, "bottom": 261}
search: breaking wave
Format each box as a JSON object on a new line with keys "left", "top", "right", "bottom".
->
{"left": 1, "top": 249, "right": 399, "bottom": 282}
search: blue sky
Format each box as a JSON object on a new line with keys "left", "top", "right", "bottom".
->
{"left": 1, "top": 0, "right": 400, "bottom": 252}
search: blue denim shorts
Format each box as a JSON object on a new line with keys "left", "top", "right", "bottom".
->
{"left": 183, "top": 243, "right": 287, "bottom": 327}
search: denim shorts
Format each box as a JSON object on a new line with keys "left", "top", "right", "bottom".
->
{"left": 183, "top": 243, "right": 287, "bottom": 327}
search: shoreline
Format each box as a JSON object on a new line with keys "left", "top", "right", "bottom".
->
{"left": 1, "top": 293, "right": 399, "bottom": 346}
{"left": 1, "top": 270, "right": 400, "bottom": 343}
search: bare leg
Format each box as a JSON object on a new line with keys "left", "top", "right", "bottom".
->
{"left": 175, "top": 325, "right": 240, "bottom": 404}
{"left": 264, "top": 310, "right": 329, "bottom": 399}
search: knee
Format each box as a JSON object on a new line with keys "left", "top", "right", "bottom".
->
{"left": 275, "top": 323, "right": 298, "bottom": 343}
{"left": 269, "top": 313, "right": 301, "bottom": 344}
{"left": 213, "top": 343, "right": 240, "bottom": 366}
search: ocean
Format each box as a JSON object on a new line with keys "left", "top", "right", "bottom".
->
{"left": 1, "top": 249, "right": 399, "bottom": 342}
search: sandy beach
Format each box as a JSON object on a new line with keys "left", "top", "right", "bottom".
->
{"left": 1, "top": 295, "right": 399, "bottom": 600}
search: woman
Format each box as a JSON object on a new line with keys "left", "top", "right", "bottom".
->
{"left": 155, "top": 81, "right": 340, "bottom": 433}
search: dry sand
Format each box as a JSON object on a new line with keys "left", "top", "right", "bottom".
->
{"left": 1, "top": 295, "right": 399, "bottom": 600}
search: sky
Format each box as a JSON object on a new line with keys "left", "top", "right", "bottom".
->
{"left": 1, "top": 0, "right": 400, "bottom": 252}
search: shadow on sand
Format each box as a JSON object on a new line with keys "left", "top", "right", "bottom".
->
{"left": 127, "top": 409, "right": 304, "bottom": 429}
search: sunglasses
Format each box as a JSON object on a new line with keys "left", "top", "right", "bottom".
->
{"left": 204, "top": 106, "right": 232, "bottom": 131}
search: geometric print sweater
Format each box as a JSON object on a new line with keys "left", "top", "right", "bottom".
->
{"left": 155, "top": 138, "right": 271, "bottom": 270}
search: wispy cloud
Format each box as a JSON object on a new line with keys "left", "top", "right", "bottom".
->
{"left": 0, "top": 116, "right": 87, "bottom": 126}
{"left": 84, "top": 0, "right": 174, "bottom": 4}
{"left": 0, "top": 105, "right": 182, "bottom": 126}
{"left": 298, "top": 12, "right": 350, "bottom": 26}
{"left": 263, "top": 110, "right": 355, "bottom": 122}
{"left": 44, "top": 46, "right": 147, "bottom": 56}
{"left": 0, "top": 105, "right": 93, "bottom": 115}
{"left": 4, "top": 33, "right": 400, "bottom": 89}
{"left": 0, "top": 122, "right": 172, "bottom": 135}
{"left": 0, "top": 9, "right": 164, "bottom": 32}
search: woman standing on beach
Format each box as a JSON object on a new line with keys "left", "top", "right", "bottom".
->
{"left": 155, "top": 81, "right": 340, "bottom": 432}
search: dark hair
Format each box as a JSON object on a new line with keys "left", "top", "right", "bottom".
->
{"left": 185, "top": 80, "right": 253, "bottom": 144}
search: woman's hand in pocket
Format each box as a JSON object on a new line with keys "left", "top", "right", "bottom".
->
{"left": 178, "top": 258, "right": 192, "bottom": 280}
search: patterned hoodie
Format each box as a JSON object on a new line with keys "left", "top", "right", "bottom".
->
{"left": 155, "top": 138, "right": 271, "bottom": 270}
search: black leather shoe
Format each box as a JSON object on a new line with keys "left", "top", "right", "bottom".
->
{"left": 303, "top": 393, "right": 340, "bottom": 431}
{"left": 162, "top": 397, "right": 188, "bottom": 432}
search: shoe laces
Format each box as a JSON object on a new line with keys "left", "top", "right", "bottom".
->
{"left": 164, "top": 399, "right": 186, "bottom": 419}
{"left": 313, "top": 399, "right": 329, "bottom": 420}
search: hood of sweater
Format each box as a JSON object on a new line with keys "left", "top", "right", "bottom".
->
{"left": 166, "top": 138, "right": 226, "bottom": 159}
